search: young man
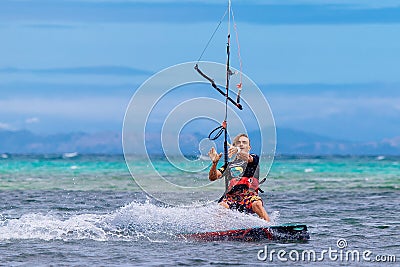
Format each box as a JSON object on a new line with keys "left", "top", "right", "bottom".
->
{"left": 208, "top": 133, "right": 270, "bottom": 221}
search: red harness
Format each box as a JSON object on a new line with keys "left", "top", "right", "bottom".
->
{"left": 227, "top": 176, "right": 259, "bottom": 193}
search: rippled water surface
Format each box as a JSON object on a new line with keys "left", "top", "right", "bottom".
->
{"left": 0, "top": 155, "right": 399, "bottom": 266}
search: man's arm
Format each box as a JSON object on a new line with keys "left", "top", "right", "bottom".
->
{"left": 236, "top": 151, "right": 254, "bottom": 163}
{"left": 209, "top": 162, "right": 222, "bottom": 181}
{"left": 208, "top": 147, "right": 223, "bottom": 181}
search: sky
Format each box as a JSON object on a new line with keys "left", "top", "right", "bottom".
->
{"left": 0, "top": 0, "right": 399, "bottom": 142}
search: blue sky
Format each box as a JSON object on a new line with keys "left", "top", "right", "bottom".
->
{"left": 0, "top": 0, "right": 399, "bottom": 142}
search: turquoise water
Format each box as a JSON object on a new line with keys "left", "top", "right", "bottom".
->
{"left": 1, "top": 154, "right": 398, "bottom": 191}
{"left": 0, "top": 154, "right": 399, "bottom": 265}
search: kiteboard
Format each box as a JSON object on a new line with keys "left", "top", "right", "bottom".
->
{"left": 179, "top": 224, "right": 309, "bottom": 242}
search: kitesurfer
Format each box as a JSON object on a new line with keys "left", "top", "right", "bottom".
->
{"left": 208, "top": 133, "right": 270, "bottom": 221}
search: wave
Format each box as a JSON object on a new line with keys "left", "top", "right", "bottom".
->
{"left": 0, "top": 202, "right": 278, "bottom": 242}
{"left": 62, "top": 152, "right": 79, "bottom": 159}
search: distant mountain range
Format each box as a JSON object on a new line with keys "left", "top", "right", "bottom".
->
{"left": 276, "top": 128, "right": 400, "bottom": 155}
{"left": 0, "top": 130, "right": 122, "bottom": 154}
{"left": 0, "top": 129, "right": 399, "bottom": 155}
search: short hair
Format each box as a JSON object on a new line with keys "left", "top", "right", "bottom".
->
{"left": 233, "top": 133, "right": 250, "bottom": 146}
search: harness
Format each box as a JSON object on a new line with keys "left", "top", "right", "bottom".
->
{"left": 227, "top": 176, "right": 260, "bottom": 194}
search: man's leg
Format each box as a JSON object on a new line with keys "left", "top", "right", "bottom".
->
{"left": 252, "top": 200, "right": 270, "bottom": 222}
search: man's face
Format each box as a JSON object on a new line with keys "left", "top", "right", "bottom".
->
{"left": 235, "top": 136, "right": 251, "bottom": 152}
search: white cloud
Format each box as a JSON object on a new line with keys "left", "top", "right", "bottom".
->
{"left": 0, "top": 122, "right": 14, "bottom": 130}
{"left": 268, "top": 95, "right": 400, "bottom": 122}
{"left": 25, "top": 117, "right": 40, "bottom": 124}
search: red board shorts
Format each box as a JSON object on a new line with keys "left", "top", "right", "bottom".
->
{"left": 222, "top": 190, "right": 262, "bottom": 214}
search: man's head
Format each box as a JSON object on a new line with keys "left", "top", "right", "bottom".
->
{"left": 233, "top": 133, "right": 251, "bottom": 152}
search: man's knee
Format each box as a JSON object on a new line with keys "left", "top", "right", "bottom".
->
{"left": 252, "top": 200, "right": 263, "bottom": 209}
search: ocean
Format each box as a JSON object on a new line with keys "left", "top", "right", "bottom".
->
{"left": 0, "top": 154, "right": 399, "bottom": 266}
